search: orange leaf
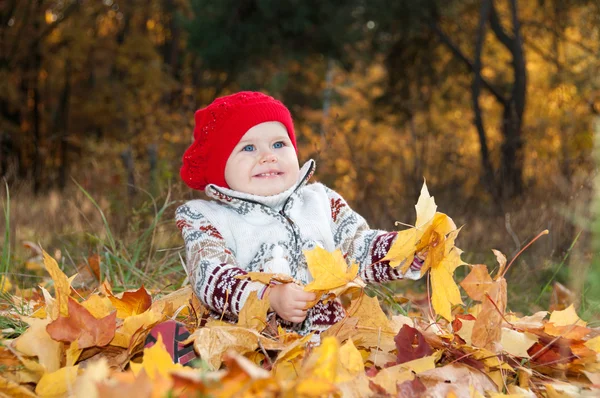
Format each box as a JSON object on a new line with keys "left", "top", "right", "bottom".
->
{"left": 108, "top": 286, "right": 152, "bottom": 318}
{"left": 46, "top": 297, "right": 116, "bottom": 349}
{"left": 460, "top": 264, "right": 495, "bottom": 301}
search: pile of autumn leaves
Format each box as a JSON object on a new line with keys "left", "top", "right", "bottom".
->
{"left": 1, "top": 184, "right": 600, "bottom": 397}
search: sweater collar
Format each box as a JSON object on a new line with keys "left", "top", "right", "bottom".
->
{"left": 205, "top": 160, "right": 316, "bottom": 210}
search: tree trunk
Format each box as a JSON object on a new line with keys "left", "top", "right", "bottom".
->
{"left": 31, "top": 1, "right": 43, "bottom": 194}
{"left": 58, "top": 60, "right": 72, "bottom": 190}
{"left": 472, "top": 0, "right": 498, "bottom": 197}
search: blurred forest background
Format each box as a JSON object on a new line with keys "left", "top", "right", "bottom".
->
{"left": 1, "top": 0, "right": 599, "bottom": 318}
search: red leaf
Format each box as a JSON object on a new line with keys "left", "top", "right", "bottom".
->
{"left": 394, "top": 325, "right": 433, "bottom": 364}
{"left": 452, "top": 314, "right": 476, "bottom": 332}
{"left": 46, "top": 297, "right": 116, "bottom": 349}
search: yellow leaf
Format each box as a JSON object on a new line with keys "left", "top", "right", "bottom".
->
{"left": 187, "top": 325, "right": 262, "bottom": 370}
{"left": 548, "top": 304, "right": 586, "bottom": 327}
{"left": 110, "top": 309, "right": 164, "bottom": 348}
{"left": 150, "top": 286, "right": 195, "bottom": 317}
{"left": 42, "top": 251, "right": 72, "bottom": 318}
{"left": 338, "top": 339, "right": 364, "bottom": 381}
{"left": 81, "top": 295, "right": 115, "bottom": 319}
{"left": 500, "top": 328, "right": 537, "bottom": 358}
{"left": 65, "top": 340, "right": 82, "bottom": 367}
{"left": 12, "top": 317, "right": 63, "bottom": 373}
{"left": 294, "top": 379, "right": 338, "bottom": 397}
{"left": 237, "top": 291, "right": 270, "bottom": 331}
{"left": 72, "top": 358, "right": 111, "bottom": 398}
{"left": 381, "top": 228, "right": 418, "bottom": 269}
{"left": 456, "top": 318, "right": 476, "bottom": 345}
{"left": 347, "top": 295, "right": 396, "bottom": 352}
{"left": 585, "top": 335, "right": 600, "bottom": 353}
{"left": 39, "top": 286, "right": 58, "bottom": 320}
{"left": 399, "top": 353, "right": 439, "bottom": 373}
{"left": 304, "top": 247, "right": 358, "bottom": 291}
{"left": 35, "top": 365, "right": 79, "bottom": 398}
{"left": 0, "top": 275, "right": 12, "bottom": 293}
{"left": 371, "top": 364, "right": 414, "bottom": 395}
{"left": 130, "top": 334, "right": 184, "bottom": 381}
{"left": 431, "top": 248, "right": 464, "bottom": 321}
{"left": 303, "top": 336, "right": 339, "bottom": 383}
{"left": 415, "top": 181, "right": 437, "bottom": 229}
{"left": 0, "top": 375, "right": 37, "bottom": 397}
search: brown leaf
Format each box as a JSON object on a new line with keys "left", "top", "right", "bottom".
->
{"left": 46, "top": 297, "right": 116, "bottom": 349}
{"left": 460, "top": 264, "right": 495, "bottom": 301}
{"left": 492, "top": 249, "right": 507, "bottom": 278}
{"left": 471, "top": 277, "right": 507, "bottom": 352}
{"left": 394, "top": 325, "right": 433, "bottom": 365}
{"left": 418, "top": 363, "right": 498, "bottom": 395}
{"left": 396, "top": 378, "right": 427, "bottom": 398}
{"left": 108, "top": 286, "right": 152, "bottom": 318}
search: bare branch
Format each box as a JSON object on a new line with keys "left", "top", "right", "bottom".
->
{"left": 431, "top": 22, "right": 508, "bottom": 106}
{"left": 489, "top": 1, "right": 514, "bottom": 51}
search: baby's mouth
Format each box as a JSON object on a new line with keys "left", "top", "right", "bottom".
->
{"left": 254, "top": 171, "right": 283, "bottom": 178}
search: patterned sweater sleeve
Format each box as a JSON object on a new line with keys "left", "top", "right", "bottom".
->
{"left": 325, "top": 187, "right": 423, "bottom": 283}
{"left": 175, "top": 203, "right": 266, "bottom": 320}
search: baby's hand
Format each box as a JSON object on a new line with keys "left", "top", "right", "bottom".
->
{"left": 267, "top": 283, "right": 316, "bottom": 323}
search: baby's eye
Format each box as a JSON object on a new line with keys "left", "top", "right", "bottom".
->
{"left": 242, "top": 144, "right": 255, "bottom": 152}
{"left": 273, "top": 141, "right": 285, "bottom": 149}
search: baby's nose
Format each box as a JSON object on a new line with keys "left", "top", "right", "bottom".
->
{"left": 260, "top": 152, "right": 277, "bottom": 163}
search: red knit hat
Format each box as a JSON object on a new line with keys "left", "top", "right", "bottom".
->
{"left": 181, "top": 91, "right": 297, "bottom": 191}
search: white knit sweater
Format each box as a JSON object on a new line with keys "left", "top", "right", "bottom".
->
{"left": 176, "top": 160, "right": 422, "bottom": 335}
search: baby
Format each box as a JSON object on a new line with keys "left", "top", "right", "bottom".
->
{"left": 177, "top": 91, "right": 424, "bottom": 336}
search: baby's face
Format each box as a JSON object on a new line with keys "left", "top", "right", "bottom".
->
{"left": 224, "top": 122, "right": 300, "bottom": 196}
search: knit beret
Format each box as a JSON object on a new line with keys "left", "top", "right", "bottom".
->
{"left": 180, "top": 91, "right": 297, "bottom": 191}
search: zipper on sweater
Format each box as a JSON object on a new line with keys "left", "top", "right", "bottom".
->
{"left": 279, "top": 209, "right": 300, "bottom": 253}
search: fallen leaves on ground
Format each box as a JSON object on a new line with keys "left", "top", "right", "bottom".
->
{"left": 2, "top": 181, "right": 599, "bottom": 397}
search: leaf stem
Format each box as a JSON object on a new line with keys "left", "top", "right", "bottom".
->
{"left": 500, "top": 230, "right": 549, "bottom": 279}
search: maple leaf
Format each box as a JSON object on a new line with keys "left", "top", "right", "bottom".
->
{"left": 81, "top": 294, "right": 115, "bottom": 318}
{"left": 46, "top": 297, "right": 116, "bottom": 349}
{"left": 471, "top": 277, "right": 507, "bottom": 352}
{"left": 237, "top": 291, "right": 270, "bottom": 331}
{"left": 108, "top": 286, "right": 152, "bottom": 318}
{"left": 236, "top": 272, "right": 296, "bottom": 285}
{"left": 418, "top": 363, "right": 498, "bottom": 395}
{"left": 110, "top": 309, "right": 164, "bottom": 349}
{"left": 346, "top": 295, "right": 396, "bottom": 352}
{"left": 0, "top": 374, "right": 38, "bottom": 398}
{"left": 544, "top": 304, "right": 590, "bottom": 340}
{"left": 337, "top": 339, "right": 364, "bottom": 382}
{"left": 394, "top": 325, "right": 433, "bottom": 364}
{"left": 397, "top": 378, "right": 427, "bottom": 398}
{"left": 34, "top": 365, "right": 79, "bottom": 397}
{"left": 370, "top": 364, "right": 414, "bottom": 395}
{"left": 500, "top": 328, "right": 537, "bottom": 357}
{"left": 12, "top": 317, "right": 63, "bottom": 373}
{"left": 130, "top": 334, "right": 185, "bottom": 381}
{"left": 381, "top": 182, "right": 440, "bottom": 269}
{"left": 42, "top": 251, "right": 72, "bottom": 318}
{"left": 186, "top": 325, "right": 266, "bottom": 370}
{"left": 460, "top": 264, "right": 495, "bottom": 301}
{"left": 430, "top": 245, "right": 465, "bottom": 321}
{"left": 303, "top": 247, "right": 359, "bottom": 291}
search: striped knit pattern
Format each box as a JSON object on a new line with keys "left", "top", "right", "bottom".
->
{"left": 176, "top": 160, "right": 423, "bottom": 335}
